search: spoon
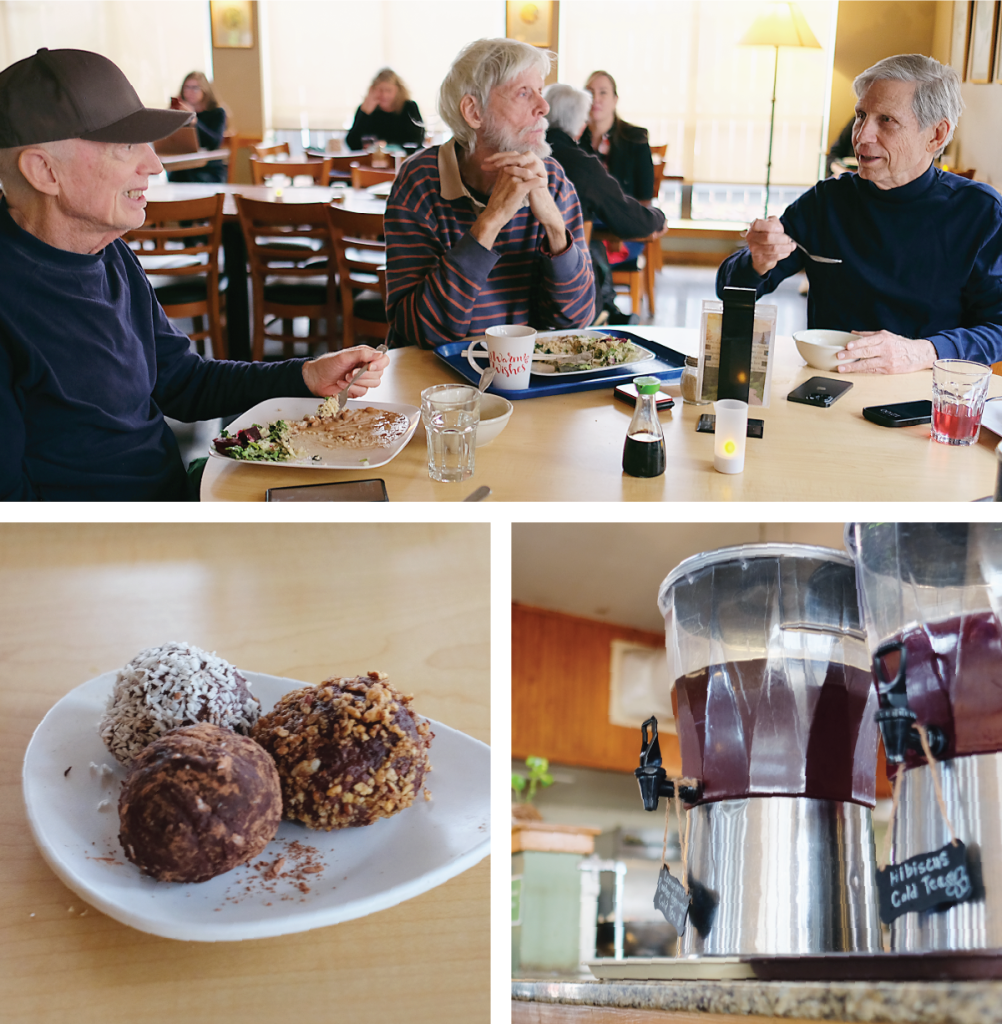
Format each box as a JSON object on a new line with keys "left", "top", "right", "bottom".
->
{"left": 791, "top": 239, "right": 842, "bottom": 265}
{"left": 463, "top": 485, "right": 492, "bottom": 502}
{"left": 477, "top": 366, "right": 496, "bottom": 392}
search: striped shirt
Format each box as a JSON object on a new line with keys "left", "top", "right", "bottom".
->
{"left": 384, "top": 140, "right": 595, "bottom": 348}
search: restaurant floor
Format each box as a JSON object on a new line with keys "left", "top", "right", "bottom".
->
{"left": 168, "top": 266, "right": 809, "bottom": 469}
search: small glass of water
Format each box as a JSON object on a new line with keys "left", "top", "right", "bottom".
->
{"left": 421, "top": 384, "right": 480, "bottom": 482}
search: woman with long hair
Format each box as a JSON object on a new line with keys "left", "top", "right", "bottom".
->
{"left": 581, "top": 71, "right": 654, "bottom": 202}
{"left": 345, "top": 68, "right": 424, "bottom": 151}
{"left": 168, "top": 71, "right": 227, "bottom": 183}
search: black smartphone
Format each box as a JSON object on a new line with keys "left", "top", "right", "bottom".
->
{"left": 265, "top": 479, "right": 389, "bottom": 502}
{"left": 862, "top": 400, "right": 933, "bottom": 427}
{"left": 614, "top": 381, "right": 675, "bottom": 411}
{"left": 696, "top": 414, "right": 764, "bottom": 438}
{"left": 787, "top": 376, "right": 853, "bottom": 407}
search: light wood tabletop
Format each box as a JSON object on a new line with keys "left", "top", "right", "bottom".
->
{"left": 146, "top": 182, "right": 386, "bottom": 218}
{"left": 0, "top": 523, "right": 489, "bottom": 1024}
{"left": 201, "top": 326, "right": 1002, "bottom": 502}
{"left": 158, "top": 148, "right": 231, "bottom": 172}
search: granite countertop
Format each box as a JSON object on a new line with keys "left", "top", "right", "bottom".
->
{"left": 511, "top": 977, "right": 1002, "bottom": 1024}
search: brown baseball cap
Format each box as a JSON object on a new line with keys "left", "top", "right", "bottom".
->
{"left": 0, "top": 48, "right": 193, "bottom": 147}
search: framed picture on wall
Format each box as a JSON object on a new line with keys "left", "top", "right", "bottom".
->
{"left": 211, "top": 0, "right": 254, "bottom": 49}
{"left": 967, "top": 0, "right": 997, "bottom": 83}
{"left": 953, "top": 0, "right": 972, "bottom": 76}
{"left": 506, "top": 1, "right": 553, "bottom": 48}
{"left": 994, "top": 3, "right": 1002, "bottom": 81}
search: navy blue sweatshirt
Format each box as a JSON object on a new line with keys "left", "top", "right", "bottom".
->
{"left": 0, "top": 199, "right": 312, "bottom": 501}
{"left": 716, "top": 166, "right": 1002, "bottom": 364}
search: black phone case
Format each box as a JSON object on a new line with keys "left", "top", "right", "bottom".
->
{"left": 787, "top": 376, "right": 853, "bottom": 407}
{"left": 265, "top": 479, "right": 389, "bottom": 502}
{"left": 862, "top": 401, "right": 933, "bottom": 427}
{"left": 695, "top": 414, "right": 764, "bottom": 438}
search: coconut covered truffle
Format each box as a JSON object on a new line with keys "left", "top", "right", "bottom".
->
{"left": 100, "top": 642, "right": 261, "bottom": 766}
{"left": 251, "top": 671, "right": 433, "bottom": 831}
{"left": 118, "top": 722, "right": 282, "bottom": 883}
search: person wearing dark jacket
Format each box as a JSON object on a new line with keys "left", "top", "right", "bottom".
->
{"left": 0, "top": 49, "right": 389, "bottom": 500}
{"left": 544, "top": 84, "right": 666, "bottom": 324}
{"left": 580, "top": 70, "right": 655, "bottom": 202}
{"left": 167, "top": 71, "right": 227, "bottom": 183}
{"left": 345, "top": 68, "right": 424, "bottom": 151}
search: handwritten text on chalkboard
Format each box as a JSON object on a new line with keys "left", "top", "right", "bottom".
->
{"left": 654, "top": 864, "right": 689, "bottom": 935}
{"left": 876, "top": 841, "right": 973, "bottom": 924}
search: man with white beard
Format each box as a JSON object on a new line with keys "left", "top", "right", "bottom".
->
{"left": 384, "top": 38, "right": 595, "bottom": 347}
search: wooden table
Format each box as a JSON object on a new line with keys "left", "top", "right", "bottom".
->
{"left": 159, "top": 148, "right": 230, "bottom": 172}
{"left": 0, "top": 523, "right": 489, "bottom": 1024}
{"left": 201, "top": 326, "right": 1002, "bottom": 502}
{"left": 145, "top": 183, "right": 385, "bottom": 360}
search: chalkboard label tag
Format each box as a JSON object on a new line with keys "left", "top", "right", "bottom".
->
{"left": 654, "top": 864, "right": 689, "bottom": 935}
{"left": 876, "top": 841, "right": 973, "bottom": 924}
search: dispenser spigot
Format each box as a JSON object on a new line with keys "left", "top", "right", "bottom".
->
{"left": 635, "top": 716, "right": 677, "bottom": 811}
{"left": 873, "top": 640, "right": 948, "bottom": 763}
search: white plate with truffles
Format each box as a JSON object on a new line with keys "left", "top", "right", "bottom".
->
{"left": 21, "top": 660, "right": 490, "bottom": 942}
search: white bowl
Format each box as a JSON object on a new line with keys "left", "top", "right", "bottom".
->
{"left": 793, "top": 329, "right": 856, "bottom": 372}
{"left": 476, "top": 393, "right": 514, "bottom": 447}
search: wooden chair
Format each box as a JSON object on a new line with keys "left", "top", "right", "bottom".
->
{"left": 582, "top": 220, "right": 593, "bottom": 244}
{"left": 350, "top": 163, "right": 397, "bottom": 189}
{"left": 326, "top": 151, "right": 375, "bottom": 183}
{"left": 253, "top": 142, "right": 291, "bottom": 160}
{"left": 596, "top": 229, "right": 656, "bottom": 317}
{"left": 325, "top": 204, "right": 388, "bottom": 347}
{"left": 249, "top": 155, "right": 332, "bottom": 186}
{"left": 649, "top": 143, "right": 668, "bottom": 161}
{"left": 125, "top": 193, "right": 227, "bottom": 359}
{"left": 225, "top": 133, "right": 263, "bottom": 184}
{"left": 234, "top": 196, "right": 338, "bottom": 360}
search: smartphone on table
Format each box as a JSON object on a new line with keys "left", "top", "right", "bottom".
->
{"left": 787, "top": 376, "right": 853, "bottom": 408}
{"left": 265, "top": 479, "right": 389, "bottom": 502}
{"left": 862, "top": 400, "right": 932, "bottom": 427}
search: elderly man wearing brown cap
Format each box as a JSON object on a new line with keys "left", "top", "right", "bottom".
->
{"left": 0, "top": 49, "right": 389, "bottom": 500}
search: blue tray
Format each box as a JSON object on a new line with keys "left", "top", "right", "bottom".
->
{"left": 433, "top": 330, "right": 686, "bottom": 400}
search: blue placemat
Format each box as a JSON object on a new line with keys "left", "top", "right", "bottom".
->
{"left": 433, "top": 330, "right": 686, "bottom": 400}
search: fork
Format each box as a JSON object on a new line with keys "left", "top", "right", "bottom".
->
{"left": 336, "top": 343, "right": 388, "bottom": 416}
{"left": 791, "top": 239, "right": 842, "bottom": 265}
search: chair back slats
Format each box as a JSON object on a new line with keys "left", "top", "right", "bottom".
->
{"left": 253, "top": 142, "right": 291, "bottom": 160}
{"left": 350, "top": 163, "right": 397, "bottom": 189}
{"left": 235, "top": 195, "right": 338, "bottom": 360}
{"left": 124, "top": 193, "right": 226, "bottom": 358}
{"left": 325, "top": 203, "right": 388, "bottom": 347}
{"left": 249, "top": 155, "right": 332, "bottom": 186}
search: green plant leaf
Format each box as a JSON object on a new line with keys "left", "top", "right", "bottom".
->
{"left": 511, "top": 774, "right": 526, "bottom": 791}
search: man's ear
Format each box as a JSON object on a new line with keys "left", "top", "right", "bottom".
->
{"left": 929, "top": 118, "right": 951, "bottom": 155}
{"left": 18, "top": 146, "right": 61, "bottom": 197}
{"left": 459, "top": 94, "right": 482, "bottom": 130}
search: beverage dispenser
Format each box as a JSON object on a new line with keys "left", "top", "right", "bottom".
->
{"left": 847, "top": 522, "right": 1002, "bottom": 951}
{"left": 641, "top": 543, "right": 882, "bottom": 956}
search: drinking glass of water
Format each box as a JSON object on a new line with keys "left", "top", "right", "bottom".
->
{"left": 420, "top": 384, "right": 480, "bottom": 482}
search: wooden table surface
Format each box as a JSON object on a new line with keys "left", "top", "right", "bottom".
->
{"left": 147, "top": 182, "right": 386, "bottom": 218}
{"left": 201, "top": 326, "right": 1002, "bottom": 502}
{"left": 0, "top": 523, "right": 489, "bottom": 1024}
{"left": 158, "top": 148, "right": 231, "bottom": 172}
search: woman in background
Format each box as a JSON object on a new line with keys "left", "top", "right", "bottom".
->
{"left": 168, "top": 71, "right": 227, "bottom": 183}
{"left": 345, "top": 68, "right": 424, "bottom": 151}
{"left": 581, "top": 70, "right": 654, "bottom": 203}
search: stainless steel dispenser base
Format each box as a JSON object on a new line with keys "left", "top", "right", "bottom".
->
{"left": 680, "top": 796, "right": 881, "bottom": 956}
{"left": 890, "top": 751, "right": 1002, "bottom": 951}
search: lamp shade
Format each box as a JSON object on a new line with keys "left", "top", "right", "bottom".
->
{"left": 739, "top": 2, "right": 822, "bottom": 48}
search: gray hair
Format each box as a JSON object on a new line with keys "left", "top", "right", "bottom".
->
{"left": 439, "top": 37, "right": 551, "bottom": 151}
{"left": 853, "top": 54, "right": 962, "bottom": 156}
{"left": 542, "top": 84, "right": 591, "bottom": 137}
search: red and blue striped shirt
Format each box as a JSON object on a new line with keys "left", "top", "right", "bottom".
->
{"left": 384, "top": 141, "right": 595, "bottom": 348}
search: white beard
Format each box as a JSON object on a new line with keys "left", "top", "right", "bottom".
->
{"left": 481, "top": 112, "right": 551, "bottom": 159}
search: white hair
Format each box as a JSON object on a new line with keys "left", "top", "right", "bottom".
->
{"left": 542, "top": 84, "right": 591, "bottom": 137}
{"left": 439, "top": 37, "right": 551, "bottom": 151}
{"left": 854, "top": 54, "right": 962, "bottom": 157}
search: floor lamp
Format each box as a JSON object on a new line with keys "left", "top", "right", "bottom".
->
{"left": 740, "top": 2, "right": 821, "bottom": 217}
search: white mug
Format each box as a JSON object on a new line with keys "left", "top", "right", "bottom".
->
{"left": 466, "top": 324, "right": 536, "bottom": 391}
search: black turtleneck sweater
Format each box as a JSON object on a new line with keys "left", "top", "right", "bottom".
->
{"left": 717, "top": 165, "right": 1002, "bottom": 363}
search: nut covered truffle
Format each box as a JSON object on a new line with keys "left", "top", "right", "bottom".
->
{"left": 251, "top": 671, "right": 433, "bottom": 830}
{"left": 100, "top": 642, "right": 261, "bottom": 766}
{"left": 118, "top": 722, "right": 282, "bottom": 883}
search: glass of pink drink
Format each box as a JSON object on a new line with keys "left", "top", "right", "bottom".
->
{"left": 931, "top": 358, "right": 991, "bottom": 445}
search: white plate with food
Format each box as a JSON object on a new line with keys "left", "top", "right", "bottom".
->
{"left": 531, "top": 329, "right": 656, "bottom": 376}
{"left": 208, "top": 398, "right": 420, "bottom": 470}
{"left": 22, "top": 670, "right": 490, "bottom": 942}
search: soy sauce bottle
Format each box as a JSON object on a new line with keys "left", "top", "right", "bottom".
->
{"left": 623, "top": 376, "right": 666, "bottom": 478}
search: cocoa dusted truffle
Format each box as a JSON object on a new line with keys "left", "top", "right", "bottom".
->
{"left": 100, "top": 642, "right": 261, "bottom": 766}
{"left": 251, "top": 671, "right": 433, "bottom": 830}
{"left": 118, "top": 722, "right": 282, "bottom": 883}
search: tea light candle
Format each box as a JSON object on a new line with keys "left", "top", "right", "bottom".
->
{"left": 713, "top": 399, "right": 748, "bottom": 474}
